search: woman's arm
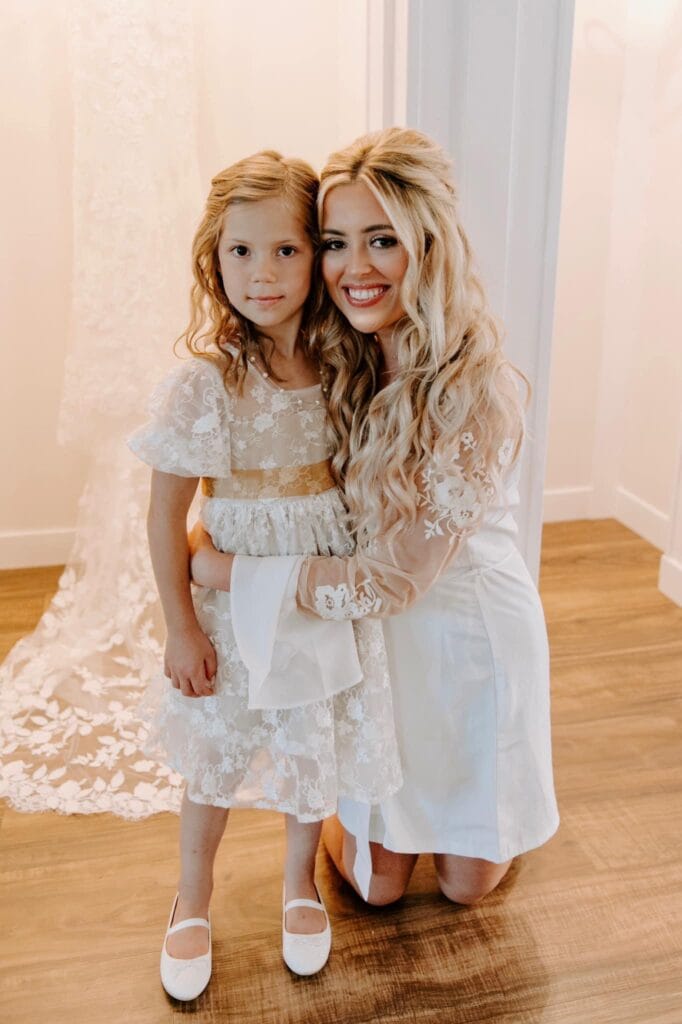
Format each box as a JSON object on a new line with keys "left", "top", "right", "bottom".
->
{"left": 188, "top": 456, "right": 482, "bottom": 621}
{"left": 149, "top": 470, "right": 217, "bottom": 696}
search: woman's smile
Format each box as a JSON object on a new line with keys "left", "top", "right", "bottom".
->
{"left": 342, "top": 284, "right": 391, "bottom": 307}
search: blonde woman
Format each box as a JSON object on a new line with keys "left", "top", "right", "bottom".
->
{"left": 190, "top": 128, "right": 560, "bottom": 908}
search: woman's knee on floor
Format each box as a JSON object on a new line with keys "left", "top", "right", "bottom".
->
{"left": 435, "top": 854, "right": 512, "bottom": 905}
{"left": 361, "top": 847, "right": 418, "bottom": 906}
{"left": 364, "top": 873, "right": 409, "bottom": 907}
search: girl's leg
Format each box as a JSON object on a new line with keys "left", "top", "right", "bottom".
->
{"left": 284, "top": 815, "right": 327, "bottom": 933}
{"left": 322, "top": 815, "right": 418, "bottom": 906}
{"left": 166, "top": 789, "right": 229, "bottom": 958}
{"left": 433, "top": 853, "right": 512, "bottom": 904}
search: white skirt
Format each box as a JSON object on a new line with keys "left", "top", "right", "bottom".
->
{"left": 338, "top": 537, "right": 560, "bottom": 861}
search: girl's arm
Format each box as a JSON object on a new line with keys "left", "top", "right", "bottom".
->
{"left": 149, "top": 470, "right": 217, "bottom": 696}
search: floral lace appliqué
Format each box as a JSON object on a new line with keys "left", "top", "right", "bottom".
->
{"left": 314, "top": 581, "right": 383, "bottom": 621}
{"left": 421, "top": 432, "right": 500, "bottom": 540}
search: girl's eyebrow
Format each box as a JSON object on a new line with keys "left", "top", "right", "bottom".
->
{"left": 223, "top": 237, "right": 301, "bottom": 245}
{"left": 322, "top": 224, "right": 394, "bottom": 235}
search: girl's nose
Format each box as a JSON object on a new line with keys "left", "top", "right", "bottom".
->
{"left": 252, "top": 257, "right": 276, "bottom": 283}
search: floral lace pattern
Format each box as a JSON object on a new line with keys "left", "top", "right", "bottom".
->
{"left": 314, "top": 581, "right": 383, "bottom": 621}
{"left": 306, "top": 431, "right": 517, "bottom": 623}
{"left": 128, "top": 356, "right": 402, "bottom": 819}
{"left": 1, "top": 2, "right": 200, "bottom": 819}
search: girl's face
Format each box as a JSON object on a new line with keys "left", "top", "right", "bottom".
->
{"left": 218, "top": 196, "right": 314, "bottom": 342}
{"left": 321, "top": 181, "right": 409, "bottom": 341}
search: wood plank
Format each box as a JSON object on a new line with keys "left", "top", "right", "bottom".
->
{"left": 1, "top": 520, "right": 681, "bottom": 1022}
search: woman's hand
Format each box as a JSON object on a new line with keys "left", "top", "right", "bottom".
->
{"left": 164, "top": 622, "right": 217, "bottom": 698}
{"left": 188, "top": 522, "right": 234, "bottom": 591}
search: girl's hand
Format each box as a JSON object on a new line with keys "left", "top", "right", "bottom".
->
{"left": 188, "top": 522, "right": 234, "bottom": 591}
{"left": 163, "top": 623, "right": 217, "bottom": 698}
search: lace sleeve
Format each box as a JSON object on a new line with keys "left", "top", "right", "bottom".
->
{"left": 127, "top": 358, "right": 231, "bottom": 477}
{"left": 297, "top": 437, "right": 510, "bottom": 621}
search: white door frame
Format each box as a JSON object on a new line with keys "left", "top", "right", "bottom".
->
{"left": 365, "top": 0, "right": 575, "bottom": 579}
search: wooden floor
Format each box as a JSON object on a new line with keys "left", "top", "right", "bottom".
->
{"left": 1, "top": 520, "right": 681, "bottom": 1023}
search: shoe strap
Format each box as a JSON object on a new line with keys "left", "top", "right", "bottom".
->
{"left": 284, "top": 898, "right": 326, "bottom": 913}
{"left": 167, "top": 916, "right": 210, "bottom": 936}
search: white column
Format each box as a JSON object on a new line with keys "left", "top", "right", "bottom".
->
{"left": 401, "top": 0, "right": 575, "bottom": 579}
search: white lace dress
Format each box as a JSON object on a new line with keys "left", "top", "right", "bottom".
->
{"left": 128, "top": 355, "right": 402, "bottom": 822}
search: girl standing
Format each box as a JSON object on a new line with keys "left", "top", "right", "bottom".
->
{"left": 129, "top": 151, "right": 401, "bottom": 999}
{"left": 190, "top": 128, "right": 560, "bottom": 908}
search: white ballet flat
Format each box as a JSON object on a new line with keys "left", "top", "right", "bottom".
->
{"left": 160, "top": 894, "right": 212, "bottom": 1001}
{"left": 282, "top": 886, "right": 332, "bottom": 976}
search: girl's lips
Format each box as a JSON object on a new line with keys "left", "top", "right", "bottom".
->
{"left": 249, "top": 296, "right": 284, "bottom": 306}
{"left": 342, "top": 284, "right": 390, "bottom": 308}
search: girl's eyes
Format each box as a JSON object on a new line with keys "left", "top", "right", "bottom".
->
{"left": 229, "top": 245, "right": 298, "bottom": 257}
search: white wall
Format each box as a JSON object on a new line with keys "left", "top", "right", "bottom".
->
{"left": 0, "top": 0, "right": 369, "bottom": 569}
{"left": 545, "top": 0, "right": 682, "bottom": 559}
{"left": 0, "top": 2, "right": 89, "bottom": 566}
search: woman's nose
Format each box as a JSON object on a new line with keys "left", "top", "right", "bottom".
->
{"left": 346, "top": 247, "right": 373, "bottom": 278}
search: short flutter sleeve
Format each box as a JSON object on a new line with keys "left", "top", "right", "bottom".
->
{"left": 128, "top": 358, "right": 231, "bottom": 477}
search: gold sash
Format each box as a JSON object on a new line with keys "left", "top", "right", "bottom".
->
{"left": 202, "top": 459, "right": 335, "bottom": 500}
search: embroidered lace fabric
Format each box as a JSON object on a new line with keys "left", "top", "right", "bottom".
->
{"left": 129, "top": 357, "right": 402, "bottom": 819}
{"left": 0, "top": 1, "right": 204, "bottom": 819}
{"left": 298, "top": 435, "right": 515, "bottom": 621}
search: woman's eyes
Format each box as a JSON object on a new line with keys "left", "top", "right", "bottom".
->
{"left": 370, "top": 235, "right": 398, "bottom": 249}
{"left": 322, "top": 238, "right": 345, "bottom": 251}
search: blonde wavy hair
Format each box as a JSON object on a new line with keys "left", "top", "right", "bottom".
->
{"left": 178, "top": 150, "right": 326, "bottom": 390}
{"left": 312, "top": 127, "right": 528, "bottom": 544}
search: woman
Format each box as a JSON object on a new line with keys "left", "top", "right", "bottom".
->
{"left": 190, "top": 127, "right": 559, "bottom": 906}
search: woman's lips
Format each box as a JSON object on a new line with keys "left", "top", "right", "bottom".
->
{"left": 342, "top": 285, "right": 390, "bottom": 308}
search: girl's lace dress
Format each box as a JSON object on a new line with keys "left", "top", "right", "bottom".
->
{"left": 128, "top": 355, "right": 402, "bottom": 821}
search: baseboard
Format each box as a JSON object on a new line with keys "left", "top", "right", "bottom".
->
{"left": 0, "top": 528, "right": 75, "bottom": 570}
{"left": 542, "top": 485, "right": 593, "bottom": 522}
{"left": 615, "top": 486, "right": 669, "bottom": 551}
{"left": 659, "top": 554, "right": 682, "bottom": 608}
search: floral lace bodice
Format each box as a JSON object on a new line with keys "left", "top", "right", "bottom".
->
{"left": 128, "top": 354, "right": 331, "bottom": 478}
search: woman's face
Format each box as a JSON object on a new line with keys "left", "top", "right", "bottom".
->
{"left": 320, "top": 181, "right": 408, "bottom": 340}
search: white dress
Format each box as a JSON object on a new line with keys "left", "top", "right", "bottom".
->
{"left": 231, "top": 437, "right": 559, "bottom": 882}
{"left": 128, "top": 355, "right": 402, "bottom": 823}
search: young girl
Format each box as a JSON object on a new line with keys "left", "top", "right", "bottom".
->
{"left": 190, "top": 128, "right": 560, "bottom": 908}
{"left": 128, "top": 151, "right": 401, "bottom": 999}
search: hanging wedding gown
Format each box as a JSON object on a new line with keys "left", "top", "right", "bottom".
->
{"left": 0, "top": 1, "right": 201, "bottom": 817}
